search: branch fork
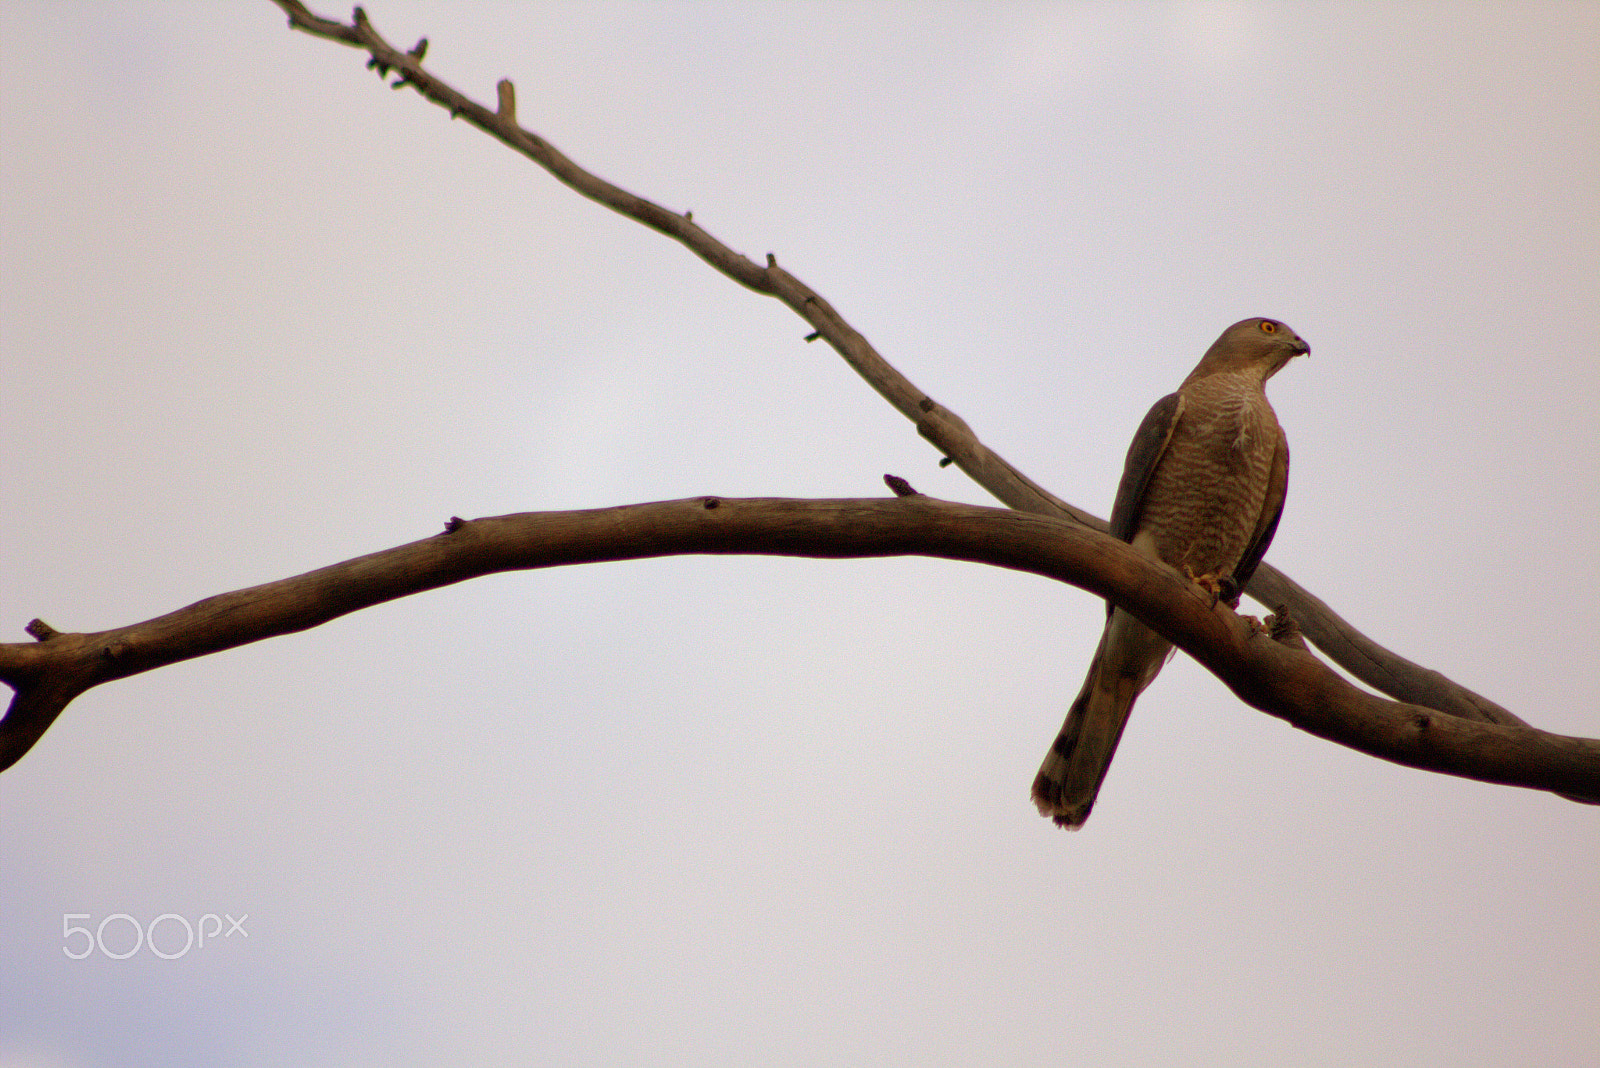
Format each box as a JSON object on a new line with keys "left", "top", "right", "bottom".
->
{"left": 6, "top": 1, "right": 1594, "bottom": 807}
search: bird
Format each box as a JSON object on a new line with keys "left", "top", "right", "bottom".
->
{"left": 1031, "top": 317, "right": 1309, "bottom": 828}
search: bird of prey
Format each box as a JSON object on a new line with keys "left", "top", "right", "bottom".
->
{"left": 1031, "top": 318, "right": 1309, "bottom": 828}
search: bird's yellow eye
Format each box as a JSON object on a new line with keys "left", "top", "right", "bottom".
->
{"left": 1259, "top": 321, "right": 1277, "bottom": 334}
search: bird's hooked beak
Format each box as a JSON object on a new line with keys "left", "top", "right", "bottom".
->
{"left": 1293, "top": 338, "right": 1311, "bottom": 358}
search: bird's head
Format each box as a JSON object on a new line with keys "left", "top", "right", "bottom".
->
{"left": 1190, "top": 318, "right": 1310, "bottom": 382}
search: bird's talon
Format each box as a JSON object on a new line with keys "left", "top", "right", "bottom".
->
{"left": 1184, "top": 566, "right": 1225, "bottom": 604}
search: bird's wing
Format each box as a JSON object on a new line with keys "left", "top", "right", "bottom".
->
{"left": 1104, "top": 390, "right": 1183, "bottom": 616}
{"left": 1108, "top": 391, "right": 1184, "bottom": 545}
{"left": 1231, "top": 425, "right": 1289, "bottom": 593}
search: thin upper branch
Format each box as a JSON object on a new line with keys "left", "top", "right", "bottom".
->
{"left": 4, "top": 497, "right": 1597, "bottom": 797}
{"left": 264, "top": 1, "right": 1549, "bottom": 747}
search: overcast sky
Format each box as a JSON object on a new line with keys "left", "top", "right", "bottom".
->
{"left": 2, "top": 3, "right": 1597, "bottom": 1066}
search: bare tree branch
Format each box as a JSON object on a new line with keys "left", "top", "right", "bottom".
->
{"left": 12, "top": 1, "right": 1584, "bottom": 803}
{"left": 4, "top": 496, "right": 1597, "bottom": 796}
{"left": 261, "top": 1, "right": 1555, "bottom": 747}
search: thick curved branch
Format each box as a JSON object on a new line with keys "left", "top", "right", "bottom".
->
{"left": 266, "top": 1, "right": 1550, "bottom": 747}
{"left": 4, "top": 496, "right": 1597, "bottom": 796}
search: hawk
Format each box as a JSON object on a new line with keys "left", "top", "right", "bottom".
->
{"left": 1032, "top": 318, "right": 1310, "bottom": 828}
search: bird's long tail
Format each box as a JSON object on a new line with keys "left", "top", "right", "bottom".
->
{"left": 1031, "top": 613, "right": 1170, "bottom": 828}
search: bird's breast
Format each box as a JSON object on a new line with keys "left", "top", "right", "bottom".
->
{"left": 1138, "top": 374, "right": 1280, "bottom": 577}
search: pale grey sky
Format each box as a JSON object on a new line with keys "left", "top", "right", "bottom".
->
{"left": 2, "top": 3, "right": 1597, "bottom": 1066}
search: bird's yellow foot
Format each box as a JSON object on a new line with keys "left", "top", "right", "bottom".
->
{"left": 1183, "top": 566, "right": 1244, "bottom": 608}
{"left": 1183, "top": 565, "right": 1226, "bottom": 604}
